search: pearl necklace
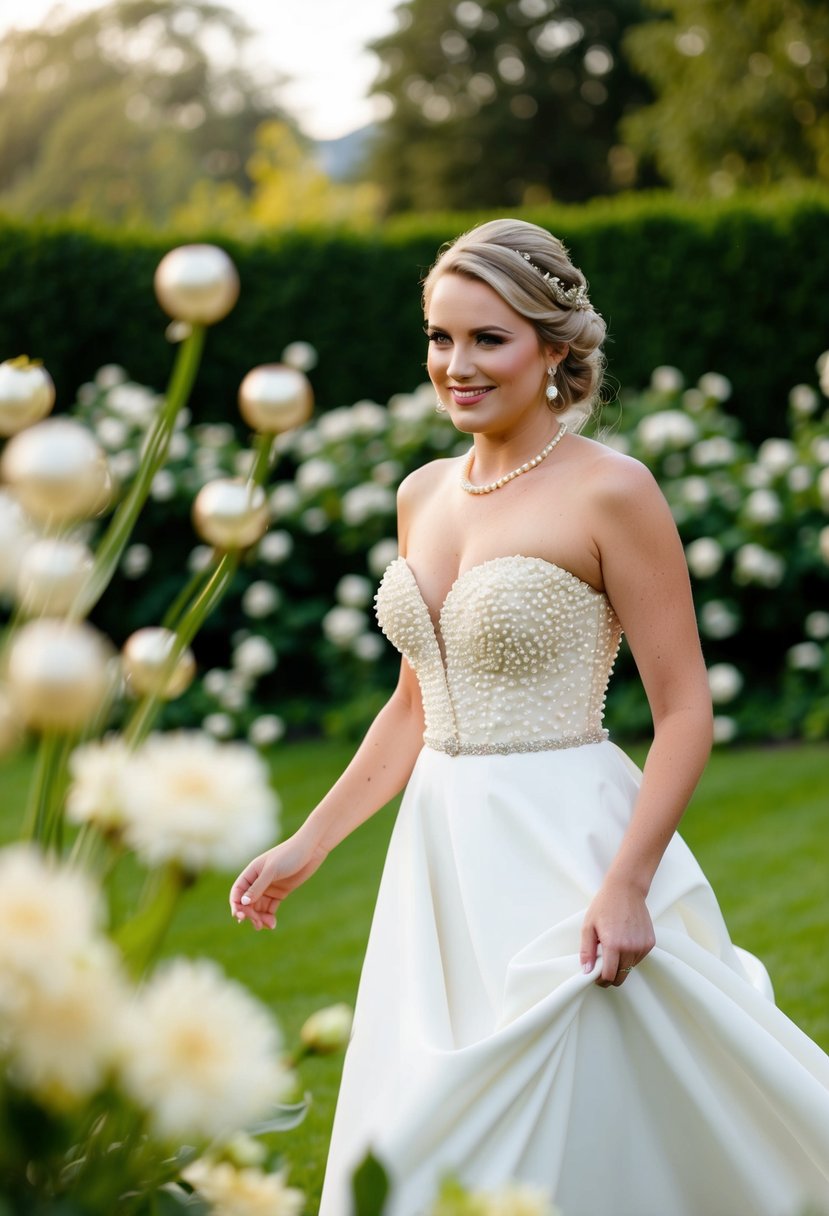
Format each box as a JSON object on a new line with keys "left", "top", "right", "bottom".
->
{"left": 460, "top": 423, "right": 567, "bottom": 495}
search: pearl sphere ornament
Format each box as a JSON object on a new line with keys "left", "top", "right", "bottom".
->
{"left": 192, "top": 478, "right": 269, "bottom": 550}
{"left": 0, "top": 357, "right": 55, "bottom": 436}
{"left": 154, "top": 244, "right": 240, "bottom": 325}
{"left": 7, "top": 619, "right": 114, "bottom": 733}
{"left": 238, "top": 363, "right": 314, "bottom": 434}
{"left": 15, "top": 537, "right": 94, "bottom": 617}
{"left": 0, "top": 418, "right": 111, "bottom": 523}
{"left": 122, "top": 627, "right": 196, "bottom": 699}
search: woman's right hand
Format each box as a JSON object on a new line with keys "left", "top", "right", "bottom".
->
{"left": 229, "top": 834, "right": 328, "bottom": 930}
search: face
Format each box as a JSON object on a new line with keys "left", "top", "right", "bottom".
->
{"left": 425, "top": 272, "right": 556, "bottom": 436}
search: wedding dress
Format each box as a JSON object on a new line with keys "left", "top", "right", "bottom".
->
{"left": 318, "top": 555, "right": 829, "bottom": 1216}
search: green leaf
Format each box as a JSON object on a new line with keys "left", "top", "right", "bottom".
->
{"left": 245, "top": 1097, "right": 310, "bottom": 1134}
{"left": 351, "top": 1150, "right": 390, "bottom": 1216}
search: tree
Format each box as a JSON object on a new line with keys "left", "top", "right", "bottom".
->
{"left": 0, "top": 0, "right": 290, "bottom": 226}
{"left": 622, "top": 0, "right": 829, "bottom": 195}
{"left": 366, "top": 0, "right": 656, "bottom": 212}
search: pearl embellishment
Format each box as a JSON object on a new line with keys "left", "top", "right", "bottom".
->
{"left": 460, "top": 423, "right": 567, "bottom": 495}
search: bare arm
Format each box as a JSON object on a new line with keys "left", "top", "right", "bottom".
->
{"left": 580, "top": 455, "right": 713, "bottom": 985}
{"left": 230, "top": 656, "right": 425, "bottom": 929}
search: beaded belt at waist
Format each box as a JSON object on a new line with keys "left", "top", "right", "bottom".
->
{"left": 423, "top": 727, "right": 609, "bottom": 757}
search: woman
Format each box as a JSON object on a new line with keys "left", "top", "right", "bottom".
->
{"left": 231, "top": 219, "right": 829, "bottom": 1216}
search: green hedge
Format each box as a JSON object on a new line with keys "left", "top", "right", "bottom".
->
{"left": 1, "top": 190, "right": 828, "bottom": 441}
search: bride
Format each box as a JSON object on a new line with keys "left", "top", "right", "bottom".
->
{"left": 231, "top": 219, "right": 829, "bottom": 1216}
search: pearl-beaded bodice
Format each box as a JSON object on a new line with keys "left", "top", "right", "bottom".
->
{"left": 375, "top": 556, "right": 622, "bottom": 756}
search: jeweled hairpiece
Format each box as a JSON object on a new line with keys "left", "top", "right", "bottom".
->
{"left": 511, "top": 250, "right": 592, "bottom": 311}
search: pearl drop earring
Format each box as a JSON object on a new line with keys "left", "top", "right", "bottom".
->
{"left": 546, "top": 366, "right": 559, "bottom": 402}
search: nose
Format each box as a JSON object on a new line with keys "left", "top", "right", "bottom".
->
{"left": 446, "top": 342, "right": 475, "bottom": 380}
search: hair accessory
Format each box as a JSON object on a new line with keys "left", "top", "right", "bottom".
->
{"left": 546, "top": 365, "right": 559, "bottom": 402}
{"left": 512, "top": 250, "right": 591, "bottom": 311}
{"left": 460, "top": 423, "right": 567, "bottom": 495}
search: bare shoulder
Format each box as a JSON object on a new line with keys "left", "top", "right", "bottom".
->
{"left": 566, "top": 434, "right": 664, "bottom": 514}
{"left": 397, "top": 455, "right": 459, "bottom": 507}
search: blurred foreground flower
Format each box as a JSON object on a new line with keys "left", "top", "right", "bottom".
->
{"left": 183, "top": 1158, "right": 304, "bottom": 1216}
{"left": 430, "top": 1176, "right": 561, "bottom": 1216}
{"left": 299, "top": 1002, "right": 353, "bottom": 1055}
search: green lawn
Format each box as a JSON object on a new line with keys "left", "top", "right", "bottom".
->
{"left": 1, "top": 740, "right": 827, "bottom": 1212}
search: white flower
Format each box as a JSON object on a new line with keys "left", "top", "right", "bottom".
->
{"left": 679, "top": 476, "right": 710, "bottom": 509}
{"left": 118, "top": 732, "right": 278, "bottom": 871}
{"left": 302, "top": 507, "right": 329, "bottom": 533}
{"left": 257, "top": 529, "right": 293, "bottom": 564}
{"left": 269, "top": 483, "right": 300, "bottom": 519}
{"left": 743, "top": 463, "right": 771, "bottom": 490}
{"left": 818, "top": 467, "right": 829, "bottom": 510}
{"left": 0, "top": 845, "right": 103, "bottom": 1002}
{"left": 233, "top": 635, "right": 277, "bottom": 677}
{"left": 637, "top": 410, "right": 698, "bottom": 455}
{"left": 198, "top": 422, "right": 236, "bottom": 449}
{"left": 734, "top": 544, "right": 785, "bottom": 587}
{"left": 820, "top": 526, "right": 829, "bottom": 564}
{"left": 805, "top": 611, "right": 829, "bottom": 640}
{"left": 281, "top": 339, "right": 318, "bottom": 371}
{"left": 757, "top": 438, "right": 796, "bottom": 475}
{"left": 109, "top": 449, "right": 139, "bottom": 482}
{"left": 6, "top": 944, "right": 127, "bottom": 1108}
{"left": 342, "top": 482, "right": 395, "bottom": 526}
{"left": 150, "top": 469, "right": 177, "bottom": 502}
{"left": 352, "top": 400, "right": 388, "bottom": 435}
{"left": 188, "top": 544, "right": 214, "bottom": 573}
{"left": 248, "top": 714, "right": 285, "bottom": 747}
{"left": 685, "top": 537, "right": 723, "bottom": 579}
{"left": 203, "top": 668, "right": 229, "bottom": 696}
{"left": 479, "top": 1182, "right": 560, "bottom": 1216}
{"left": 323, "top": 605, "right": 365, "bottom": 647}
{"left": 122, "top": 543, "right": 152, "bottom": 579}
{"left": 650, "top": 365, "right": 684, "bottom": 393}
{"left": 121, "top": 958, "right": 290, "bottom": 1140}
{"left": 389, "top": 390, "right": 434, "bottom": 422}
{"left": 691, "top": 437, "right": 738, "bottom": 467}
{"left": 372, "top": 459, "right": 402, "bottom": 487}
{"left": 712, "top": 715, "right": 738, "bottom": 745}
{"left": 96, "top": 415, "right": 130, "bottom": 449}
{"left": 707, "top": 663, "right": 744, "bottom": 704}
{"left": 300, "top": 1002, "right": 353, "bottom": 1053}
{"left": 295, "top": 429, "right": 324, "bottom": 458}
{"left": 353, "top": 632, "right": 385, "bottom": 662}
{"left": 107, "top": 382, "right": 158, "bottom": 424}
{"left": 336, "top": 574, "right": 374, "bottom": 608}
{"left": 95, "top": 364, "right": 127, "bottom": 389}
{"left": 367, "top": 537, "right": 399, "bottom": 577}
{"left": 787, "top": 642, "right": 823, "bottom": 671}
{"left": 682, "top": 387, "right": 706, "bottom": 413}
{"left": 66, "top": 736, "right": 132, "bottom": 831}
{"left": 787, "top": 465, "right": 812, "bottom": 493}
{"left": 811, "top": 436, "right": 829, "bottom": 464}
{"left": 218, "top": 679, "right": 249, "bottom": 712}
{"left": 318, "top": 408, "right": 357, "bottom": 443}
{"left": 744, "top": 489, "right": 782, "bottom": 525}
{"left": 184, "top": 1159, "right": 304, "bottom": 1216}
{"left": 699, "top": 600, "right": 739, "bottom": 639}
{"left": 203, "top": 712, "right": 235, "bottom": 739}
{"left": 697, "top": 371, "right": 732, "bottom": 402}
{"left": 789, "top": 384, "right": 819, "bottom": 416}
{"left": 242, "top": 580, "right": 280, "bottom": 618}
{"left": 296, "top": 458, "right": 337, "bottom": 494}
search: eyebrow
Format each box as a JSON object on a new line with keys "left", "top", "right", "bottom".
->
{"left": 424, "top": 323, "right": 515, "bottom": 335}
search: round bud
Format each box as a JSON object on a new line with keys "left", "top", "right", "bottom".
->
{"left": 0, "top": 358, "right": 55, "bottom": 437}
{"left": 192, "top": 478, "right": 269, "bottom": 550}
{"left": 154, "top": 244, "right": 240, "bottom": 325}
{"left": 7, "top": 619, "right": 114, "bottom": 733}
{"left": 122, "top": 627, "right": 196, "bottom": 699}
{"left": 15, "top": 537, "right": 94, "bottom": 617}
{"left": 0, "top": 418, "right": 111, "bottom": 523}
{"left": 238, "top": 364, "right": 314, "bottom": 434}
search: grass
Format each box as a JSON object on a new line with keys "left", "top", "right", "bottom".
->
{"left": 1, "top": 739, "right": 827, "bottom": 1212}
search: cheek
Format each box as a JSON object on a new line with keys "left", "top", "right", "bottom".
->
{"left": 426, "top": 346, "right": 442, "bottom": 382}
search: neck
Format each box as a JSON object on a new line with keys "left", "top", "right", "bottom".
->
{"left": 468, "top": 417, "right": 563, "bottom": 482}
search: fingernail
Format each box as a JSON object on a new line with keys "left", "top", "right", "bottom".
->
{"left": 583, "top": 962, "right": 592, "bottom": 974}
{"left": 241, "top": 894, "right": 251, "bottom": 905}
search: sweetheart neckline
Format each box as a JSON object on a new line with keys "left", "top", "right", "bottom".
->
{"left": 391, "top": 554, "right": 606, "bottom": 645}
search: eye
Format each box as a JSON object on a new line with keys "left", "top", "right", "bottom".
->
{"left": 425, "top": 329, "right": 450, "bottom": 345}
{"left": 476, "top": 333, "right": 504, "bottom": 346}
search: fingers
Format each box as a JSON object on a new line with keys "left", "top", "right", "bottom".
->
{"left": 580, "top": 923, "right": 598, "bottom": 976}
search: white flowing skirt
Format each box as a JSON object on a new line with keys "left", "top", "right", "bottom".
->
{"left": 319, "top": 741, "right": 829, "bottom": 1216}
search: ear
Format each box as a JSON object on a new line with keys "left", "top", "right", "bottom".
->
{"left": 544, "top": 342, "right": 569, "bottom": 366}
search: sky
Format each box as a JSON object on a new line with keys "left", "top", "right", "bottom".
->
{"left": 0, "top": 0, "right": 401, "bottom": 139}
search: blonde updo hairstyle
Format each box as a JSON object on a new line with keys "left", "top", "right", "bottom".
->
{"left": 422, "top": 218, "right": 606, "bottom": 432}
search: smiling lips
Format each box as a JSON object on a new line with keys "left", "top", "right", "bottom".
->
{"left": 449, "top": 386, "right": 494, "bottom": 405}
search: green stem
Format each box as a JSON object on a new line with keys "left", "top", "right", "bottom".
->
{"left": 22, "top": 731, "right": 62, "bottom": 843}
{"left": 161, "top": 556, "right": 217, "bottom": 631}
{"left": 114, "top": 863, "right": 187, "bottom": 977}
{"left": 74, "top": 325, "right": 206, "bottom": 618}
{"left": 250, "top": 431, "right": 275, "bottom": 485}
{"left": 123, "top": 551, "right": 240, "bottom": 748}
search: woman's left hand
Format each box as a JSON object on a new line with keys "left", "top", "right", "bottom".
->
{"left": 579, "top": 877, "right": 656, "bottom": 988}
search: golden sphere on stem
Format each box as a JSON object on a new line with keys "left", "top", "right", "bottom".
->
{"left": 7, "top": 619, "right": 115, "bottom": 733}
{"left": 154, "top": 244, "right": 240, "bottom": 325}
{"left": 15, "top": 537, "right": 94, "bottom": 617}
{"left": 0, "top": 418, "right": 111, "bottom": 523}
{"left": 122, "top": 627, "right": 196, "bottom": 699}
{"left": 192, "top": 478, "right": 269, "bottom": 550}
{"left": 238, "top": 364, "right": 314, "bottom": 434}
{"left": 0, "top": 358, "right": 55, "bottom": 437}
